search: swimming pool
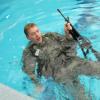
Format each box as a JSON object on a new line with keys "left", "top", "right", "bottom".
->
{"left": 0, "top": 0, "right": 100, "bottom": 99}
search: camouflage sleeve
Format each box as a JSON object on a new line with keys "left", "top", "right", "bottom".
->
{"left": 22, "top": 48, "right": 37, "bottom": 83}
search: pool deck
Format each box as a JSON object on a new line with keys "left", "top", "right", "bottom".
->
{"left": 0, "top": 83, "right": 36, "bottom": 100}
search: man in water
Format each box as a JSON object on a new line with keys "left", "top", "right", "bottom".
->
{"left": 22, "top": 22, "right": 75, "bottom": 83}
{"left": 22, "top": 22, "right": 100, "bottom": 99}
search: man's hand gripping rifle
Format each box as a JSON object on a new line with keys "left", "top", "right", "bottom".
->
{"left": 57, "top": 9, "right": 93, "bottom": 59}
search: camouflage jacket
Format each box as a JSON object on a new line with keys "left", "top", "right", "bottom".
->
{"left": 22, "top": 32, "right": 77, "bottom": 79}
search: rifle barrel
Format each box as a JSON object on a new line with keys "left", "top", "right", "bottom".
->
{"left": 57, "top": 9, "right": 69, "bottom": 22}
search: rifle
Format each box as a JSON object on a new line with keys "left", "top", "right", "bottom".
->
{"left": 57, "top": 9, "right": 91, "bottom": 59}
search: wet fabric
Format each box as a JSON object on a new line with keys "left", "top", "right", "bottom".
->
{"left": 22, "top": 32, "right": 100, "bottom": 99}
{"left": 22, "top": 32, "right": 77, "bottom": 80}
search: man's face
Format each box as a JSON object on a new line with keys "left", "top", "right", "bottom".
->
{"left": 27, "top": 26, "right": 42, "bottom": 43}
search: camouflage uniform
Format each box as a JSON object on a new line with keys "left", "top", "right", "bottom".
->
{"left": 22, "top": 32, "right": 76, "bottom": 81}
{"left": 22, "top": 32, "right": 100, "bottom": 99}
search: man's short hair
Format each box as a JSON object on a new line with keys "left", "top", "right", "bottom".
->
{"left": 24, "top": 23, "right": 36, "bottom": 37}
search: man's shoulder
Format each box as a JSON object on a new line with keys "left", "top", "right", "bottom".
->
{"left": 23, "top": 41, "right": 32, "bottom": 54}
{"left": 43, "top": 32, "right": 63, "bottom": 36}
{"left": 43, "top": 32, "right": 64, "bottom": 40}
{"left": 23, "top": 47, "right": 30, "bottom": 56}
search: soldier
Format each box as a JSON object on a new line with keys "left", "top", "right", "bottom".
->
{"left": 22, "top": 22, "right": 76, "bottom": 83}
{"left": 22, "top": 22, "right": 100, "bottom": 99}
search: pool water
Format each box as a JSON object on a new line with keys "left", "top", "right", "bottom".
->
{"left": 0, "top": 0, "right": 100, "bottom": 99}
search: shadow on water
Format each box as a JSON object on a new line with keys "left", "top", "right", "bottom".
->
{"left": 74, "top": 0, "right": 100, "bottom": 31}
{"left": 76, "top": 0, "right": 96, "bottom": 4}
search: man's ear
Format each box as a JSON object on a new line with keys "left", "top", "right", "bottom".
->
{"left": 26, "top": 35, "right": 31, "bottom": 40}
